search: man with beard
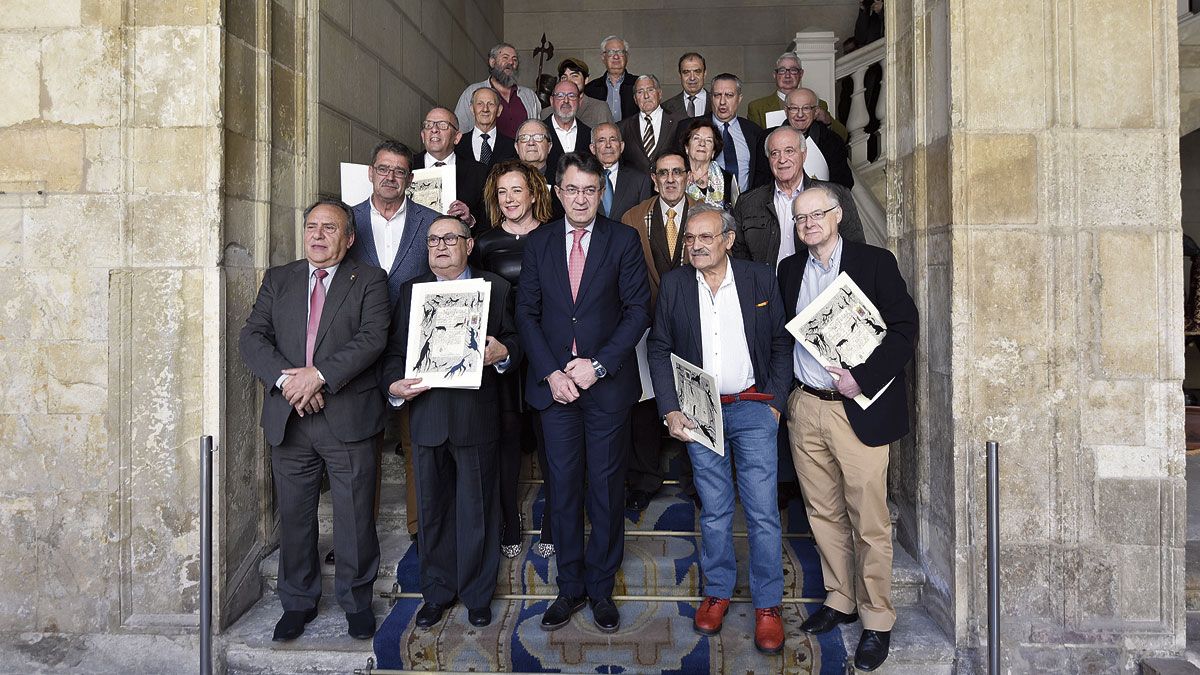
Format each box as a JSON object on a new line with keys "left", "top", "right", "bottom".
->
{"left": 454, "top": 42, "right": 541, "bottom": 137}
{"left": 546, "top": 79, "right": 593, "bottom": 174}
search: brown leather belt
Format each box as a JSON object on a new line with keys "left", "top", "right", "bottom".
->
{"left": 719, "top": 385, "right": 774, "bottom": 405}
{"left": 794, "top": 380, "right": 843, "bottom": 401}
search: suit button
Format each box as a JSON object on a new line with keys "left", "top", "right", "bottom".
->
{"left": 571, "top": 317, "right": 577, "bottom": 323}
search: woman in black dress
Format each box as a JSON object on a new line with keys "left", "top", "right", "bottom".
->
{"left": 471, "top": 160, "right": 557, "bottom": 559}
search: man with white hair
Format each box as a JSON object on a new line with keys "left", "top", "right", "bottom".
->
{"left": 747, "top": 52, "right": 847, "bottom": 140}
{"left": 454, "top": 43, "right": 541, "bottom": 137}
{"left": 617, "top": 74, "right": 686, "bottom": 175}
{"left": 584, "top": 35, "right": 638, "bottom": 122}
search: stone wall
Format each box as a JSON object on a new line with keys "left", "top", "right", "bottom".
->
{"left": 503, "top": 0, "right": 862, "bottom": 107}
{"left": 890, "top": 0, "right": 1186, "bottom": 670}
{"left": 315, "top": 0, "right": 505, "bottom": 197}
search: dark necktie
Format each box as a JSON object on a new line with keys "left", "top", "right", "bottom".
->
{"left": 305, "top": 269, "right": 328, "bottom": 367}
{"left": 642, "top": 115, "right": 655, "bottom": 157}
{"left": 687, "top": 95, "right": 696, "bottom": 117}
{"left": 479, "top": 132, "right": 492, "bottom": 164}
{"left": 602, "top": 168, "right": 614, "bottom": 217}
{"left": 434, "top": 161, "right": 445, "bottom": 167}
{"left": 722, "top": 121, "right": 739, "bottom": 183}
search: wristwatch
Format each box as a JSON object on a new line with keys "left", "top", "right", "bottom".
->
{"left": 591, "top": 359, "right": 607, "bottom": 378}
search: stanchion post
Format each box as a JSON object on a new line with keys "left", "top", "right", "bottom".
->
{"left": 200, "top": 435, "right": 213, "bottom": 675}
{"left": 986, "top": 440, "right": 1000, "bottom": 675}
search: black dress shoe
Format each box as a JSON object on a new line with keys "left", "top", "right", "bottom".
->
{"left": 346, "top": 608, "right": 376, "bottom": 639}
{"left": 272, "top": 607, "right": 318, "bottom": 641}
{"left": 626, "top": 489, "right": 654, "bottom": 511}
{"left": 799, "top": 605, "right": 859, "bottom": 635}
{"left": 540, "top": 594, "right": 586, "bottom": 631}
{"left": 324, "top": 549, "right": 335, "bottom": 565}
{"left": 415, "top": 601, "right": 453, "bottom": 628}
{"left": 590, "top": 597, "right": 620, "bottom": 633}
{"left": 468, "top": 607, "right": 492, "bottom": 627}
{"left": 854, "top": 629, "right": 891, "bottom": 671}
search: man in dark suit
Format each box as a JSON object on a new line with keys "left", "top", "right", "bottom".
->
{"left": 411, "top": 107, "right": 489, "bottom": 232}
{"left": 647, "top": 204, "right": 792, "bottom": 654}
{"left": 618, "top": 75, "right": 686, "bottom": 175}
{"left": 454, "top": 87, "right": 517, "bottom": 168}
{"left": 620, "top": 151, "right": 696, "bottom": 510}
{"left": 546, "top": 80, "right": 593, "bottom": 175}
{"left": 778, "top": 186, "right": 918, "bottom": 672}
{"left": 546, "top": 57, "right": 613, "bottom": 129}
{"left": 708, "top": 73, "right": 772, "bottom": 192}
{"left": 662, "top": 52, "right": 710, "bottom": 118}
{"left": 239, "top": 199, "right": 391, "bottom": 642}
{"left": 516, "top": 118, "right": 565, "bottom": 221}
{"left": 768, "top": 87, "right": 854, "bottom": 189}
{"left": 381, "top": 216, "right": 522, "bottom": 630}
{"left": 584, "top": 35, "right": 638, "bottom": 122}
{"left": 591, "top": 122, "right": 653, "bottom": 222}
{"left": 515, "top": 152, "right": 651, "bottom": 634}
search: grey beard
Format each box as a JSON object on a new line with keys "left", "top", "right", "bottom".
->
{"left": 490, "top": 66, "right": 519, "bottom": 88}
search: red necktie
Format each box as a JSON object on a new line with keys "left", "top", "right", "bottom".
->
{"left": 305, "top": 269, "right": 328, "bottom": 366}
{"left": 568, "top": 228, "right": 586, "bottom": 354}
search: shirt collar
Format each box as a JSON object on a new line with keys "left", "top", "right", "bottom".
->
{"left": 371, "top": 197, "right": 406, "bottom": 218}
{"left": 425, "top": 151, "right": 455, "bottom": 166}
{"left": 308, "top": 262, "right": 340, "bottom": 278}
{"left": 553, "top": 117, "right": 578, "bottom": 133}
{"left": 695, "top": 257, "right": 736, "bottom": 291}
{"left": 774, "top": 181, "right": 803, "bottom": 199}
{"left": 435, "top": 266, "right": 471, "bottom": 282}
{"left": 566, "top": 220, "right": 595, "bottom": 237}
{"left": 659, "top": 196, "right": 685, "bottom": 222}
{"left": 807, "top": 235, "right": 843, "bottom": 273}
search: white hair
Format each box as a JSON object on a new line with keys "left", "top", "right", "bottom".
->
{"left": 599, "top": 35, "right": 630, "bottom": 52}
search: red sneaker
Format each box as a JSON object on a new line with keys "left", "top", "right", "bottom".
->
{"left": 693, "top": 597, "right": 730, "bottom": 635}
{"left": 754, "top": 606, "right": 785, "bottom": 654}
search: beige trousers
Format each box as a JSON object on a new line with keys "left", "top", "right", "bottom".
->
{"left": 787, "top": 387, "right": 895, "bottom": 631}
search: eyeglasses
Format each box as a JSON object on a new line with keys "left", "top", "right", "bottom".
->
{"left": 775, "top": 67, "right": 801, "bottom": 75}
{"left": 560, "top": 186, "right": 600, "bottom": 198}
{"left": 426, "top": 233, "right": 467, "bottom": 248}
{"left": 793, "top": 205, "right": 840, "bottom": 225}
{"left": 654, "top": 168, "right": 686, "bottom": 177}
{"left": 551, "top": 92, "right": 579, "bottom": 100}
{"left": 683, "top": 232, "right": 726, "bottom": 245}
{"left": 785, "top": 105, "right": 819, "bottom": 115}
{"left": 421, "top": 120, "right": 457, "bottom": 131}
{"left": 602, "top": 49, "right": 627, "bottom": 57}
{"left": 305, "top": 223, "right": 343, "bottom": 234}
{"left": 373, "top": 165, "right": 410, "bottom": 178}
{"left": 516, "top": 133, "right": 550, "bottom": 143}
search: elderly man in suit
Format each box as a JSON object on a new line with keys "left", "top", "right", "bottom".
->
{"left": 516, "top": 118, "right": 565, "bottom": 221}
{"left": 747, "top": 52, "right": 848, "bottom": 141}
{"left": 773, "top": 88, "right": 854, "bottom": 189}
{"left": 546, "top": 57, "right": 613, "bottom": 129}
{"left": 546, "top": 80, "right": 593, "bottom": 173}
{"left": 590, "top": 122, "right": 653, "bottom": 222}
{"left": 455, "top": 87, "right": 518, "bottom": 168}
{"left": 411, "top": 107, "right": 489, "bottom": 232}
{"left": 647, "top": 204, "right": 792, "bottom": 654}
{"left": 618, "top": 75, "right": 686, "bottom": 176}
{"left": 516, "top": 152, "right": 651, "bottom": 634}
{"left": 662, "top": 52, "right": 709, "bottom": 118}
{"left": 584, "top": 35, "right": 638, "bottom": 122}
{"left": 453, "top": 42, "right": 541, "bottom": 137}
{"left": 239, "top": 199, "right": 391, "bottom": 642}
{"left": 382, "top": 216, "right": 522, "bottom": 630}
{"left": 708, "top": 73, "right": 772, "bottom": 192}
{"left": 778, "top": 186, "right": 918, "bottom": 672}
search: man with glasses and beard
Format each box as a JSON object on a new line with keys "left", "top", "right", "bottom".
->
{"left": 455, "top": 43, "right": 541, "bottom": 138}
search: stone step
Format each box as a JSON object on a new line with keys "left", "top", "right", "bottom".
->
{"left": 838, "top": 604, "right": 956, "bottom": 674}
{"left": 222, "top": 595, "right": 383, "bottom": 675}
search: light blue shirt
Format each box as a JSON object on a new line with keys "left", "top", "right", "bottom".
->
{"left": 606, "top": 73, "right": 625, "bottom": 122}
{"left": 714, "top": 116, "right": 751, "bottom": 192}
{"left": 793, "top": 236, "right": 843, "bottom": 389}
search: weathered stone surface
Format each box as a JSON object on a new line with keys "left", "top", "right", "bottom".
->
{"left": 132, "top": 26, "right": 217, "bottom": 127}
{"left": 128, "top": 194, "right": 215, "bottom": 267}
{"left": 1082, "top": 380, "right": 1146, "bottom": 447}
{"left": 23, "top": 195, "right": 123, "bottom": 268}
{"left": 963, "top": 133, "right": 1038, "bottom": 224}
{"left": 960, "top": 0, "right": 1047, "bottom": 129}
{"left": 1073, "top": 0, "right": 1155, "bottom": 128}
{"left": 1092, "top": 231, "right": 1160, "bottom": 377}
{"left": 319, "top": 17, "right": 380, "bottom": 129}
{"left": 36, "top": 491, "right": 120, "bottom": 632}
{"left": 224, "top": 34, "right": 258, "bottom": 139}
{"left": 131, "top": 127, "right": 212, "bottom": 194}
{"left": 0, "top": 125, "right": 85, "bottom": 192}
{"left": 0, "top": 0, "right": 82, "bottom": 28}
{"left": 0, "top": 495, "right": 38, "bottom": 630}
{"left": 44, "top": 342, "right": 107, "bottom": 414}
{"left": 41, "top": 28, "right": 122, "bottom": 126}
{"left": 24, "top": 268, "right": 109, "bottom": 341}
{"left": 131, "top": 0, "right": 211, "bottom": 26}
{"left": 0, "top": 207, "right": 21, "bottom": 267}
{"left": 0, "top": 35, "right": 41, "bottom": 127}
{"left": 84, "top": 128, "right": 122, "bottom": 193}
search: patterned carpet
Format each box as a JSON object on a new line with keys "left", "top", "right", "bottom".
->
{"left": 373, "top": 455, "right": 848, "bottom": 673}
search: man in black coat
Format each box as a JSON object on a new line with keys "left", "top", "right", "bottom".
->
{"left": 412, "top": 107, "right": 489, "bottom": 232}
{"left": 583, "top": 35, "right": 638, "bottom": 122}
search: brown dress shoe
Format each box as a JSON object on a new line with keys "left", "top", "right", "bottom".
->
{"left": 754, "top": 606, "right": 785, "bottom": 654}
{"left": 693, "top": 597, "right": 730, "bottom": 635}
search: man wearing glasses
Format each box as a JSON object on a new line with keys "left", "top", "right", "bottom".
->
{"left": 777, "top": 88, "right": 854, "bottom": 189}
{"left": 546, "top": 57, "right": 613, "bottom": 129}
{"left": 411, "top": 107, "right": 489, "bottom": 232}
{"left": 777, "top": 186, "right": 918, "bottom": 672}
{"left": 646, "top": 204, "right": 792, "bottom": 654}
{"left": 617, "top": 74, "right": 686, "bottom": 175}
{"left": 381, "top": 216, "right": 521, "bottom": 630}
{"left": 584, "top": 36, "right": 639, "bottom": 122}
{"left": 515, "top": 118, "right": 565, "bottom": 219}
{"left": 515, "top": 152, "right": 651, "bottom": 634}
{"left": 747, "top": 52, "right": 848, "bottom": 141}
{"left": 546, "top": 80, "right": 594, "bottom": 173}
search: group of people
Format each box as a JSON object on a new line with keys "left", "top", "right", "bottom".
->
{"left": 239, "top": 32, "right": 915, "bottom": 673}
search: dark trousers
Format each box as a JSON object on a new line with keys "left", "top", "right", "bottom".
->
{"left": 498, "top": 409, "right": 553, "bottom": 545}
{"left": 272, "top": 413, "right": 379, "bottom": 614}
{"left": 413, "top": 439, "right": 500, "bottom": 610}
{"left": 540, "top": 398, "right": 630, "bottom": 600}
{"left": 628, "top": 398, "right": 693, "bottom": 495}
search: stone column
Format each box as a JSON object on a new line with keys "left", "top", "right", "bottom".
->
{"left": 889, "top": 0, "right": 1185, "bottom": 669}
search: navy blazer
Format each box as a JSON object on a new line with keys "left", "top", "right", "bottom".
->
{"left": 777, "top": 240, "right": 919, "bottom": 446}
{"left": 647, "top": 258, "right": 793, "bottom": 420}
{"left": 348, "top": 197, "right": 440, "bottom": 308}
{"left": 515, "top": 215, "right": 652, "bottom": 412}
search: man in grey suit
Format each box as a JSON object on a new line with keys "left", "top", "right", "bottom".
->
{"left": 618, "top": 75, "right": 686, "bottom": 175}
{"left": 381, "top": 216, "right": 522, "bottom": 630}
{"left": 591, "top": 122, "right": 653, "bottom": 222}
{"left": 239, "top": 199, "right": 391, "bottom": 642}
{"left": 662, "top": 52, "right": 710, "bottom": 118}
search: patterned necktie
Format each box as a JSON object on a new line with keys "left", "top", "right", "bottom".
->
{"left": 479, "top": 132, "right": 492, "bottom": 164}
{"left": 722, "top": 121, "right": 739, "bottom": 184}
{"left": 642, "top": 114, "right": 655, "bottom": 157}
{"left": 686, "top": 95, "right": 696, "bottom": 118}
{"left": 305, "top": 269, "right": 329, "bottom": 367}
{"left": 602, "top": 168, "right": 614, "bottom": 217}
{"left": 568, "top": 227, "right": 587, "bottom": 354}
{"left": 665, "top": 207, "right": 678, "bottom": 258}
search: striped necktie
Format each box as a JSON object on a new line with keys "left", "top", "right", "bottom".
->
{"left": 642, "top": 114, "right": 656, "bottom": 157}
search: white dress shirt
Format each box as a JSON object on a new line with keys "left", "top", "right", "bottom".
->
{"left": 564, "top": 220, "right": 594, "bottom": 257}
{"left": 424, "top": 151, "right": 456, "bottom": 167}
{"left": 696, "top": 259, "right": 755, "bottom": 395}
{"left": 683, "top": 90, "right": 708, "bottom": 116}
{"left": 472, "top": 127, "right": 497, "bottom": 162}
{"left": 773, "top": 182, "right": 804, "bottom": 269}
{"left": 371, "top": 198, "right": 407, "bottom": 273}
{"left": 640, "top": 107, "right": 665, "bottom": 148}
{"left": 552, "top": 117, "right": 578, "bottom": 152}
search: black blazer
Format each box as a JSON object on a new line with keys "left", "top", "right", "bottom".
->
{"left": 454, "top": 128, "right": 517, "bottom": 168}
{"left": 584, "top": 72, "right": 639, "bottom": 120}
{"left": 662, "top": 90, "right": 711, "bottom": 118}
{"left": 381, "top": 268, "right": 522, "bottom": 447}
{"left": 617, "top": 108, "right": 687, "bottom": 175}
{"left": 547, "top": 119, "right": 593, "bottom": 177}
{"left": 777, "top": 240, "right": 918, "bottom": 446}
{"left": 239, "top": 257, "right": 391, "bottom": 446}
{"left": 676, "top": 115, "right": 772, "bottom": 190}
{"left": 604, "top": 163, "right": 654, "bottom": 222}
{"left": 412, "top": 154, "right": 489, "bottom": 233}
{"left": 730, "top": 176, "right": 864, "bottom": 266}
{"left": 647, "top": 258, "right": 793, "bottom": 418}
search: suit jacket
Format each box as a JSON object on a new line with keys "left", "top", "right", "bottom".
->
{"left": 584, "top": 72, "right": 639, "bottom": 121}
{"left": 544, "top": 95, "right": 614, "bottom": 130}
{"left": 239, "top": 257, "right": 391, "bottom": 446}
{"left": 348, "top": 197, "right": 441, "bottom": 308}
{"left": 602, "top": 163, "right": 654, "bottom": 222}
{"left": 662, "top": 90, "right": 711, "bottom": 118}
{"left": 778, "top": 240, "right": 918, "bottom": 446}
{"left": 760, "top": 122, "right": 854, "bottom": 189}
{"left": 412, "top": 153, "right": 489, "bottom": 233}
{"left": 515, "top": 216, "right": 652, "bottom": 412}
{"left": 748, "top": 92, "right": 850, "bottom": 141}
{"left": 621, "top": 195, "right": 697, "bottom": 307}
{"left": 730, "top": 176, "right": 864, "bottom": 266}
{"left": 380, "top": 268, "right": 522, "bottom": 447}
{"left": 677, "top": 115, "right": 772, "bottom": 190}
{"left": 648, "top": 257, "right": 793, "bottom": 419}
{"left": 454, "top": 128, "right": 517, "bottom": 168}
{"left": 547, "top": 118, "right": 593, "bottom": 178}
{"left": 618, "top": 108, "right": 686, "bottom": 175}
